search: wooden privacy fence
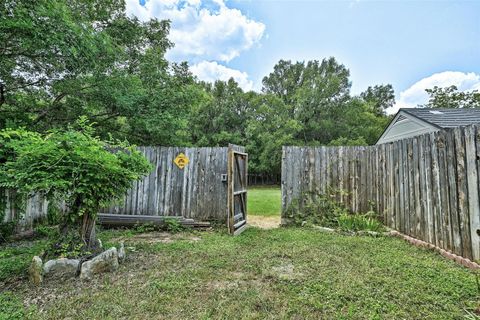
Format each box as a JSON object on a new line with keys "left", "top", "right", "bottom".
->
{"left": 1, "top": 190, "right": 48, "bottom": 232}
{"left": 282, "top": 125, "right": 480, "bottom": 261}
{"left": 3, "top": 145, "right": 247, "bottom": 232}
{"left": 102, "top": 146, "right": 246, "bottom": 221}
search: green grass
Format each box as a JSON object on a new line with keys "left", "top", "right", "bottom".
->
{"left": 0, "top": 239, "right": 47, "bottom": 283}
{"left": 2, "top": 227, "right": 479, "bottom": 319}
{"left": 247, "top": 186, "right": 281, "bottom": 216}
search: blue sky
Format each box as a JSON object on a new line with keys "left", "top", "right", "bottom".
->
{"left": 127, "top": 0, "right": 480, "bottom": 112}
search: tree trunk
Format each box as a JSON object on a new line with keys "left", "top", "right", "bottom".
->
{"left": 80, "top": 211, "right": 98, "bottom": 251}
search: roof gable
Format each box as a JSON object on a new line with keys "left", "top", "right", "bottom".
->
{"left": 376, "top": 110, "right": 438, "bottom": 144}
{"left": 401, "top": 108, "right": 480, "bottom": 128}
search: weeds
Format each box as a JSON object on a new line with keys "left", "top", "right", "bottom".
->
{"left": 163, "top": 218, "right": 184, "bottom": 233}
{"left": 284, "top": 190, "right": 349, "bottom": 228}
{"left": 337, "top": 212, "right": 385, "bottom": 232}
{"left": 285, "top": 189, "right": 384, "bottom": 232}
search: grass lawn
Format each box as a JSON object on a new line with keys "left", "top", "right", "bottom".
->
{"left": 1, "top": 227, "right": 479, "bottom": 319}
{"left": 247, "top": 186, "right": 281, "bottom": 217}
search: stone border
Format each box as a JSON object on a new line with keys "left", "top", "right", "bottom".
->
{"left": 29, "top": 242, "right": 126, "bottom": 285}
{"left": 388, "top": 230, "right": 480, "bottom": 270}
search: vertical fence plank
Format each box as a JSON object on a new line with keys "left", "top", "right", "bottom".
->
{"left": 446, "top": 130, "right": 462, "bottom": 255}
{"left": 437, "top": 131, "right": 451, "bottom": 252}
{"left": 465, "top": 126, "right": 480, "bottom": 261}
{"left": 454, "top": 127, "right": 472, "bottom": 259}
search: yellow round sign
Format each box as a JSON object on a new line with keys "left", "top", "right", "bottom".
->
{"left": 174, "top": 153, "right": 189, "bottom": 169}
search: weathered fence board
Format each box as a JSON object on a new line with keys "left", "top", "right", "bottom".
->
{"left": 282, "top": 125, "right": 480, "bottom": 261}
{"left": 1, "top": 190, "right": 48, "bottom": 231}
{"left": 102, "top": 146, "right": 231, "bottom": 221}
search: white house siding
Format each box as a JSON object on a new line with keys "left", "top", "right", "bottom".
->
{"left": 376, "top": 112, "right": 439, "bottom": 144}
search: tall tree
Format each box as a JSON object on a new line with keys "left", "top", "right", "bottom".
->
{"left": 0, "top": 0, "right": 124, "bottom": 125}
{"left": 190, "top": 79, "right": 252, "bottom": 147}
{"left": 293, "top": 58, "right": 351, "bottom": 144}
{"left": 423, "top": 85, "right": 480, "bottom": 109}
{"left": 262, "top": 60, "right": 305, "bottom": 107}
{"left": 245, "top": 93, "right": 301, "bottom": 175}
{"left": 360, "top": 84, "right": 395, "bottom": 115}
{"left": 0, "top": 0, "right": 199, "bottom": 146}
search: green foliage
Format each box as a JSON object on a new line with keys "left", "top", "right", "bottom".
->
{"left": 45, "top": 230, "right": 91, "bottom": 259}
{"left": 424, "top": 85, "right": 480, "bottom": 109}
{"left": 163, "top": 218, "right": 184, "bottom": 233}
{"left": 34, "top": 225, "right": 59, "bottom": 239}
{"left": 285, "top": 190, "right": 384, "bottom": 232}
{"left": 337, "top": 212, "right": 385, "bottom": 232}
{"left": 245, "top": 93, "right": 301, "bottom": 175}
{"left": 0, "top": 121, "right": 151, "bottom": 251}
{"left": 45, "top": 199, "right": 61, "bottom": 225}
{"left": 360, "top": 84, "right": 395, "bottom": 115}
{"left": 328, "top": 136, "right": 367, "bottom": 147}
{"left": 133, "top": 223, "right": 156, "bottom": 234}
{"left": 0, "top": 121, "right": 152, "bottom": 221}
{"left": 285, "top": 190, "right": 349, "bottom": 228}
{"left": 0, "top": 0, "right": 392, "bottom": 181}
{"left": 190, "top": 79, "right": 251, "bottom": 147}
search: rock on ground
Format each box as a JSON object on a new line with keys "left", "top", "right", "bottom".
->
{"left": 29, "top": 256, "right": 43, "bottom": 285}
{"left": 43, "top": 258, "right": 80, "bottom": 279}
{"left": 312, "top": 226, "right": 335, "bottom": 233}
{"left": 118, "top": 242, "right": 126, "bottom": 263}
{"left": 80, "top": 247, "right": 119, "bottom": 280}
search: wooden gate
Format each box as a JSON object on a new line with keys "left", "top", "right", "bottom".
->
{"left": 227, "top": 144, "right": 248, "bottom": 235}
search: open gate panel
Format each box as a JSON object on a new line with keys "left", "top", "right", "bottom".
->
{"left": 227, "top": 146, "right": 248, "bottom": 235}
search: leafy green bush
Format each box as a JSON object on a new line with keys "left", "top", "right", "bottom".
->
{"left": 134, "top": 223, "right": 156, "bottom": 234}
{"left": 337, "top": 212, "right": 385, "bottom": 232}
{"left": 284, "top": 190, "right": 384, "bottom": 232}
{"left": 34, "top": 225, "right": 60, "bottom": 239}
{"left": 0, "top": 120, "right": 152, "bottom": 254}
{"left": 163, "top": 218, "right": 184, "bottom": 233}
{"left": 284, "top": 190, "right": 349, "bottom": 227}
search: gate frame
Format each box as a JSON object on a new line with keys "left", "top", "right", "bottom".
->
{"left": 227, "top": 144, "right": 248, "bottom": 235}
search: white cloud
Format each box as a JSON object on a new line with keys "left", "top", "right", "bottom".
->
{"left": 125, "top": 0, "right": 265, "bottom": 63}
{"left": 190, "top": 61, "right": 253, "bottom": 91}
{"left": 387, "top": 71, "right": 480, "bottom": 114}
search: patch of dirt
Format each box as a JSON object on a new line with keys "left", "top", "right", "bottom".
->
{"left": 271, "top": 263, "right": 296, "bottom": 280}
{"left": 206, "top": 271, "right": 263, "bottom": 291}
{"left": 248, "top": 215, "right": 281, "bottom": 229}
{"left": 267, "top": 258, "right": 303, "bottom": 280}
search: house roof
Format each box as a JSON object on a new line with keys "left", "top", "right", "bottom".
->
{"left": 400, "top": 108, "right": 480, "bottom": 129}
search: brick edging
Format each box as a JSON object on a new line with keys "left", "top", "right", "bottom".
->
{"left": 388, "top": 230, "right": 480, "bottom": 270}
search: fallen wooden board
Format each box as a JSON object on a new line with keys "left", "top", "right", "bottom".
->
{"left": 97, "top": 213, "right": 211, "bottom": 228}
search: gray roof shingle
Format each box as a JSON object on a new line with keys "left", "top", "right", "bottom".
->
{"left": 400, "top": 108, "right": 480, "bottom": 128}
